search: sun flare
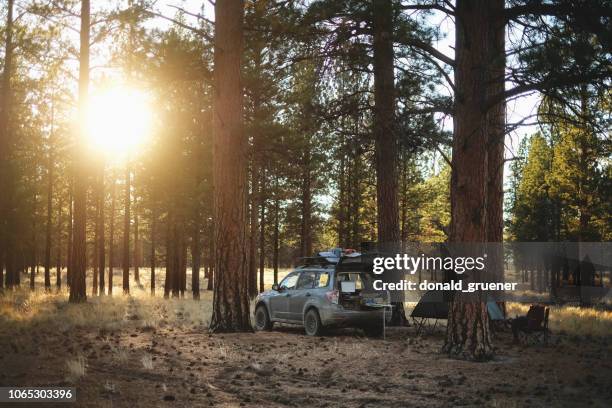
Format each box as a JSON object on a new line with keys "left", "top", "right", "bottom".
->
{"left": 85, "top": 87, "right": 153, "bottom": 157}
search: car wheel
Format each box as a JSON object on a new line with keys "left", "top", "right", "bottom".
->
{"left": 304, "top": 309, "right": 323, "bottom": 336}
{"left": 254, "top": 305, "right": 273, "bottom": 331}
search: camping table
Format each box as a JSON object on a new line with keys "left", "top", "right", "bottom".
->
{"left": 368, "top": 303, "right": 393, "bottom": 340}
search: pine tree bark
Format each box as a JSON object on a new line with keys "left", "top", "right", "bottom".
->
{"left": 96, "top": 164, "right": 105, "bottom": 295}
{"left": 122, "top": 162, "right": 130, "bottom": 294}
{"left": 171, "top": 222, "right": 180, "bottom": 298}
{"left": 69, "top": 0, "right": 90, "bottom": 303}
{"left": 0, "top": 0, "right": 16, "bottom": 289}
{"left": 258, "top": 167, "right": 266, "bottom": 293}
{"left": 192, "top": 212, "right": 201, "bottom": 300}
{"left": 67, "top": 181, "right": 73, "bottom": 287}
{"left": 44, "top": 109, "right": 55, "bottom": 291}
{"left": 372, "top": 0, "right": 405, "bottom": 326}
{"left": 486, "top": 0, "right": 506, "bottom": 311}
{"left": 164, "top": 216, "right": 171, "bottom": 298}
{"left": 372, "top": 0, "right": 399, "bottom": 246}
{"left": 248, "top": 160, "right": 258, "bottom": 298}
{"left": 206, "top": 218, "right": 214, "bottom": 291}
{"left": 272, "top": 184, "right": 279, "bottom": 285}
{"left": 134, "top": 178, "right": 140, "bottom": 285}
{"left": 300, "top": 146, "right": 312, "bottom": 257}
{"left": 108, "top": 173, "right": 116, "bottom": 295}
{"left": 56, "top": 197, "right": 62, "bottom": 289}
{"left": 209, "top": 0, "right": 252, "bottom": 332}
{"left": 179, "top": 227, "right": 187, "bottom": 297}
{"left": 443, "top": 0, "right": 501, "bottom": 360}
{"left": 150, "top": 199, "right": 156, "bottom": 296}
{"left": 191, "top": 117, "right": 202, "bottom": 300}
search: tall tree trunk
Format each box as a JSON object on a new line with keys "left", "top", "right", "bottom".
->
{"left": 400, "top": 153, "right": 409, "bottom": 245}
{"left": 108, "top": 173, "right": 116, "bottom": 295}
{"left": 69, "top": 0, "right": 90, "bottom": 303}
{"left": 67, "top": 180, "right": 73, "bottom": 287}
{"left": 164, "top": 216, "right": 171, "bottom": 298}
{"left": 272, "top": 173, "right": 280, "bottom": 285}
{"left": 258, "top": 181, "right": 266, "bottom": 293}
{"left": 44, "top": 106, "right": 55, "bottom": 291}
{"left": 0, "top": 0, "right": 15, "bottom": 289}
{"left": 171, "top": 222, "right": 180, "bottom": 298}
{"left": 30, "top": 223, "right": 36, "bottom": 291}
{"left": 372, "top": 0, "right": 405, "bottom": 326}
{"left": 192, "top": 127, "right": 202, "bottom": 300}
{"left": 192, "top": 213, "right": 201, "bottom": 300}
{"left": 248, "top": 165, "right": 258, "bottom": 297}
{"left": 209, "top": 0, "right": 252, "bottom": 332}
{"left": 97, "top": 164, "right": 105, "bottom": 295}
{"left": 179, "top": 227, "right": 186, "bottom": 297}
{"left": 443, "top": 0, "right": 502, "bottom": 360}
{"left": 337, "top": 135, "right": 347, "bottom": 247}
{"left": 300, "top": 147, "right": 312, "bottom": 257}
{"left": 150, "top": 204, "right": 156, "bottom": 296}
{"left": 372, "top": 0, "right": 399, "bottom": 246}
{"left": 486, "top": 0, "right": 506, "bottom": 312}
{"left": 122, "top": 162, "right": 130, "bottom": 294}
{"left": 56, "top": 197, "right": 62, "bottom": 289}
{"left": 134, "top": 185, "right": 140, "bottom": 285}
{"left": 206, "top": 218, "right": 214, "bottom": 291}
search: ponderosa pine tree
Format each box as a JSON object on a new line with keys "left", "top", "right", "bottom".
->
{"left": 209, "top": 0, "right": 252, "bottom": 332}
{"left": 122, "top": 161, "right": 130, "bottom": 294}
{"left": 0, "top": 0, "right": 16, "bottom": 289}
{"left": 442, "top": 0, "right": 501, "bottom": 360}
{"left": 69, "top": 0, "right": 90, "bottom": 303}
{"left": 108, "top": 171, "right": 116, "bottom": 295}
{"left": 44, "top": 97, "right": 56, "bottom": 291}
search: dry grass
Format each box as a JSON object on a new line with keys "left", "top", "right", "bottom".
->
{"left": 141, "top": 354, "right": 154, "bottom": 370}
{"left": 65, "top": 356, "right": 87, "bottom": 382}
{"left": 0, "top": 267, "right": 217, "bottom": 334}
{"left": 506, "top": 302, "right": 612, "bottom": 337}
{"left": 2, "top": 268, "right": 611, "bottom": 339}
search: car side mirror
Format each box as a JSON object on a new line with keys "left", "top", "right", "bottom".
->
{"left": 272, "top": 283, "right": 279, "bottom": 291}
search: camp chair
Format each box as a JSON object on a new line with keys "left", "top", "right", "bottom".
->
{"left": 487, "top": 301, "right": 512, "bottom": 333}
{"left": 515, "top": 305, "right": 550, "bottom": 345}
{"left": 412, "top": 317, "right": 441, "bottom": 336}
{"left": 410, "top": 291, "right": 449, "bottom": 336}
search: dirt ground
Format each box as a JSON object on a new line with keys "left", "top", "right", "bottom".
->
{"left": 1, "top": 304, "right": 611, "bottom": 408}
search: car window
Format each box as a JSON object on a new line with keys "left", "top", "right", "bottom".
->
{"left": 279, "top": 272, "right": 299, "bottom": 290}
{"left": 316, "top": 272, "right": 330, "bottom": 288}
{"left": 297, "top": 271, "right": 317, "bottom": 289}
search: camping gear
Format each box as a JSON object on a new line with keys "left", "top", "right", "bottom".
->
{"left": 410, "top": 290, "right": 449, "bottom": 335}
{"left": 411, "top": 292, "right": 510, "bottom": 335}
{"left": 512, "top": 304, "right": 550, "bottom": 345}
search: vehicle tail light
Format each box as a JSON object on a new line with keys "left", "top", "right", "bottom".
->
{"left": 326, "top": 289, "right": 339, "bottom": 304}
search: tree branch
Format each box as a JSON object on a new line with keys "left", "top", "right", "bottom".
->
{"left": 145, "top": 10, "right": 213, "bottom": 42}
{"left": 400, "top": 2, "right": 454, "bottom": 16}
{"left": 396, "top": 37, "right": 455, "bottom": 67}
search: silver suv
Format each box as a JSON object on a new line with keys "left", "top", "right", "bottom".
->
{"left": 253, "top": 256, "right": 389, "bottom": 336}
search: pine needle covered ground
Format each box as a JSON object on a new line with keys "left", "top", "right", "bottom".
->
{"left": 1, "top": 269, "right": 611, "bottom": 407}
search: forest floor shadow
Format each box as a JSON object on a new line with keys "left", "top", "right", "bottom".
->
{"left": 1, "top": 285, "right": 611, "bottom": 407}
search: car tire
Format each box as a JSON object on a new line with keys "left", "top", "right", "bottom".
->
{"left": 304, "top": 309, "right": 323, "bottom": 336}
{"left": 363, "top": 323, "right": 384, "bottom": 338}
{"left": 254, "top": 305, "right": 273, "bottom": 331}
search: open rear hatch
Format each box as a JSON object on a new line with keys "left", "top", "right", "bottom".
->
{"left": 336, "top": 253, "right": 390, "bottom": 310}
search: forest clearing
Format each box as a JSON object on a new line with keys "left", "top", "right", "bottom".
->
{"left": 1, "top": 269, "right": 612, "bottom": 407}
{"left": 1, "top": 0, "right": 610, "bottom": 406}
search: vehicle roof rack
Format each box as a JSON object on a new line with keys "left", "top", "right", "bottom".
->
{"left": 296, "top": 256, "right": 338, "bottom": 268}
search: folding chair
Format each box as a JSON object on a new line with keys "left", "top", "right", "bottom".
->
{"left": 514, "top": 305, "right": 550, "bottom": 345}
